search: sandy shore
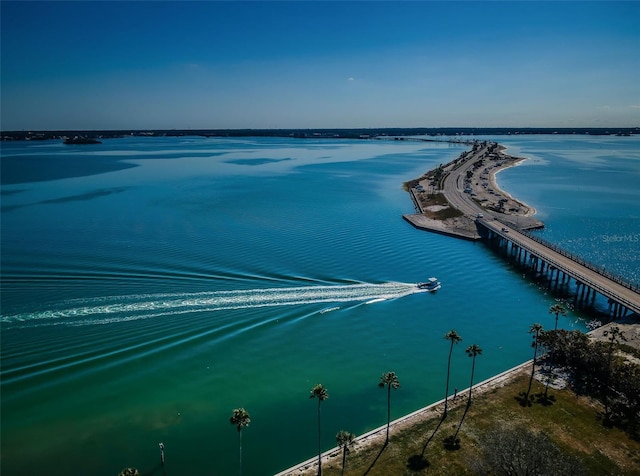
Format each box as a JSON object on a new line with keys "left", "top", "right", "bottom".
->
{"left": 491, "top": 158, "right": 537, "bottom": 217}
{"left": 406, "top": 141, "right": 544, "bottom": 237}
{"left": 461, "top": 143, "right": 537, "bottom": 220}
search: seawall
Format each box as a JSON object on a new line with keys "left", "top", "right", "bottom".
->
{"left": 274, "top": 360, "right": 531, "bottom": 475}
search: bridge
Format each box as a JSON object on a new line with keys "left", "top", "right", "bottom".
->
{"left": 477, "top": 218, "right": 640, "bottom": 317}
{"left": 406, "top": 140, "right": 640, "bottom": 319}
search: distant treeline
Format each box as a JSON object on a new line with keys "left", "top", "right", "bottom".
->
{"left": 2, "top": 127, "right": 638, "bottom": 142}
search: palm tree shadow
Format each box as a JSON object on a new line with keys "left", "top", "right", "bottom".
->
{"left": 420, "top": 412, "right": 447, "bottom": 457}
{"left": 140, "top": 463, "right": 166, "bottom": 476}
{"left": 444, "top": 402, "right": 471, "bottom": 451}
{"left": 363, "top": 441, "right": 388, "bottom": 476}
{"left": 407, "top": 453, "right": 430, "bottom": 470}
{"left": 515, "top": 391, "right": 534, "bottom": 407}
{"left": 404, "top": 411, "right": 446, "bottom": 470}
{"left": 535, "top": 391, "right": 556, "bottom": 406}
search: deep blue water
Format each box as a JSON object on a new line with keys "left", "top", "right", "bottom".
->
{"left": 1, "top": 135, "right": 638, "bottom": 475}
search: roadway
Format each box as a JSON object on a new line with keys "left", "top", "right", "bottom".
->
{"left": 440, "top": 142, "right": 543, "bottom": 229}
{"left": 478, "top": 218, "right": 640, "bottom": 316}
{"left": 415, "top": 140, "right": 639, "bottom": 316}
{"left": 440, "top": 142, "right": 639, "bottom": 315}
{"left": 440, "top": 142, "right": 488, "bottom": 217}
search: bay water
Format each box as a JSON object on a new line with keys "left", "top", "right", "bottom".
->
{"left": 1, "top": 134, "right": 638, "bottom": 475}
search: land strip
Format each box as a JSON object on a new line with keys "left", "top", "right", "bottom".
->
{"left": 403, "top": 140, "right": 543, "bottom": 239}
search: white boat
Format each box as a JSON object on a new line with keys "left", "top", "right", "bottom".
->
{"left": 417, "top": 277, "right": 441, "bottom": 292}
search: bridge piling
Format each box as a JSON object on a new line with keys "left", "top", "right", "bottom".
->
{"left": 474, "top": 219, "right": 639, "bottom": 319}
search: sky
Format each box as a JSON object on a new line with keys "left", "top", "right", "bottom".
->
{"left": 1, "top": 1, "right": 639, "bottom": 130}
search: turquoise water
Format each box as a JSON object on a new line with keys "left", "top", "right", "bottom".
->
{"left": 494, "top": 135, "right": 640, "bottom": 285}
{"left": 1, "top": 135, "right": 638, "bottom": 475}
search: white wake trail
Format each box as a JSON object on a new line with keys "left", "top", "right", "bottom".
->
{"left": 2, "top": 282, "right": 422, "bottom": 327}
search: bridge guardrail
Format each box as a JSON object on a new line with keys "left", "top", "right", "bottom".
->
{"left": 489, "top": 218, "right": 640, "bottom": 294}
{"left": 479, "top": 219, "right": 640, "bottom": 313}
{"left": 519, "top": 229, "right": 640, "bottom": 294}
{"left": 502, "top": 232, "right": 636, "bottom": 309}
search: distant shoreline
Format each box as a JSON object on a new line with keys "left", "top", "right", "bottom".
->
{"left": 2, "top": 127, "right": 638, "bottom": 142}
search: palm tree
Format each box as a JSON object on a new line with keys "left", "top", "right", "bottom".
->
{"left": 310, "top": 384, "right": 329, "bottom": 476}
{"left": 526, "top": 323, "right": 544, "bottom": 402}
{"left": 604, "top": 325, "right": 627, "bottom": 355}
{"left": 464, "top": 344, "right": 483, "bottom": 407}
{"left": 549, "top": 303, "right": 567, "bottom": 330}
{"left": 602, "top": 326, "right": 627, "bottom": 418}
{"left": 443, "top": 330, "right": 462, "bottom": 416}
{"left": 117, "top": 469, "right": 139, "bottom": 476}
{"left": 447, "top": 344, "right": 483, "bottom": 447}
{"left": 421, "top": 328, "right": 462, "bottom": 454}
{"left": 378, "top": 371, "right": 401, "bottom": 444}
{"left": 229, "top": 407, "right": 251, "bottom": 476}
{"left": 335, "top": 430, "right": 355, "bottom": 476}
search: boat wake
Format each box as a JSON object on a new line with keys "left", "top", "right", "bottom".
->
{"left": 2, "top": 282, "right": 422, "bottom": 328}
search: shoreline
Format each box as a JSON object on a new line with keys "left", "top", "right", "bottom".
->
{"left": 275, "top": 361, "right": 532, "bottom": 475}
{"left": 492, "top": 157, "right": 537, "bottom": 217}
{"left": 275, "top": 321, "right": 640, "bottom": 475}
{"left": 403, "top": 141, "right": 544, "bottom": 240}
{"left": 404, "top": 140, "right": 544, "bottom": 239}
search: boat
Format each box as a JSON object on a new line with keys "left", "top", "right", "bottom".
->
{"left": 417, "top": 277, "right": 441, "bottom": 292}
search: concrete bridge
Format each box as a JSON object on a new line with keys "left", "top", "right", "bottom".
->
{"left": 477, "top": 217, "right": 640, "bottom": 318}
{"left": 406, "top": 140, "right": 639, "bottom": 318}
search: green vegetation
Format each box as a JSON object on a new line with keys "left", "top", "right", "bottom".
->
{"left": 335, "top": 430, "right": 355, "bottom": 476}
{"left": 302, "top": 325, "right": 640, "bottom": 475}
{"left": 432, "top": 207, "right": 464, "bottom": 220}
{"left": 463, "top": 344, "right": 482, "bottom": 407}
{"left": 444, "top": 343, "right": 483, "bottom": 449}
{"left": 409, "top": 189, "right": 464, "bottom": 220}
{"left": 425, "top": 193, "right": 449, "bottom": 206}
{"left": 427, "top": 164, "right": 445, "bottom": 189}
{"left": 549, "top": 303, "right": 567, "bottom": 330}
{"left": 521, "top": 323, "right": 544, "bottom": 405}
{"left": 316, "top": 373, "right": 640, "bottom": 475}
{"left": 539, "top": 328, "right": 640, "bottom": 439}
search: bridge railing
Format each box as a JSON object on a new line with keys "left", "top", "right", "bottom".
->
{"left": 502, "top": 224, "right": 640, "bottom": 294}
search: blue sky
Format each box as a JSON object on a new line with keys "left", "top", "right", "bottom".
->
{"left": 1, "top": 1, "right": 638, "bottom": 130}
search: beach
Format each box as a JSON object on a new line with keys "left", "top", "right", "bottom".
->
{"left": 404, "top": 140, "right": 544, "bottom": 240}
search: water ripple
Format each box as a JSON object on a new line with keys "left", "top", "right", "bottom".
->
{"left": 1, "top": 282, "right": 428, "bottom": 328}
